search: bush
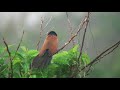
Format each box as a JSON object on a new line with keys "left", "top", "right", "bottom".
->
{"left": 0, "top": 45, "right": 90, "bottom": 78}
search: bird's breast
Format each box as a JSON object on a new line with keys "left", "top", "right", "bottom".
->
{"left": 39, "top": 35, "right": 58, "bottom": 56}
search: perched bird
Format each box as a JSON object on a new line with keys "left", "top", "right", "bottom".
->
{"left": 31, "top": 31, "right": 58, "bottom": 69}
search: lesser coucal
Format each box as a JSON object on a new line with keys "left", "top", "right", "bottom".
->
{"left": 31, "top": 31, "right": 58, "bottom": 69}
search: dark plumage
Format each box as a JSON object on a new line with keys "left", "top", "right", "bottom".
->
{"left": 48, "top": 31, "right": 57, "bottom": 36}
{"left": 31, "top": 31, "right": 58, "bottom": 69}
{"left": 31, "top": 49, "right": 52, "bottom": 69}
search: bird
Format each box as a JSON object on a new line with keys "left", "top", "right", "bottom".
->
{"left": 31, "top": 31, "right": 58, "bottom": 69}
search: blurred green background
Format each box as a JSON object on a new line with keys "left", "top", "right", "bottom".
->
{"left": 0, "top": 12, "right": 120, "bottom": 78}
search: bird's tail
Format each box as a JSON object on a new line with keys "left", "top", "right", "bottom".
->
{"left": 31, "top": 49, "right": 52, "bottom": 69}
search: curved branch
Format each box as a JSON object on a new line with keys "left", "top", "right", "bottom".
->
{"left": 12, "top": 30, "right": 24, "bottom": 60}
{"left": 81, "top": 40, "right": 120, "bottom": 71}
{"left": 54, "top": 13, "right": 90, "bottom": 55}
{"left": 3, "top": 38, "right": 13, "bottom": 78}
{"left": 78, "top": 12, "right": 90, "bottom": 64}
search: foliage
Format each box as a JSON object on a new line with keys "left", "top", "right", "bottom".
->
{"left": 0, "top": 45, "right": 90, "bottom": 78}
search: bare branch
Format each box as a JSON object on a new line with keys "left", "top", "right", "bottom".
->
{"left": 66, "top": 12, "right": 75, "bottom": 46}
{"left": 78, "top": 12, "right": 90, "bottom": 64}
{"left": 66, "top": 12, "right": 73, "bottom": 34}
{"left": 43, "top": 16, "right": 53, "bottom": 30}
{"left": 88, "top": 20, "right": 98, "bottom": 55}
{"left": 54, "top": 13, "right": 90, "bottom": 55}
{"left": 36, "top": 16, "right": 53, "bottom": 51}
{"left": 81, "top": 40, "right": 120, "bottom": 72}
{"left": 56, "top": 33, "right": 78, "bottom": 54}
{"left": 36, "top": 17, "right": 44, "bottom": 50}
{"left": 3, "top": 37, "right": 13, "bottom": 78}
{"left": 3, "top": 38, "right": 11, "bottom": 58}
{"left": 12, "top": 30, "right": 24, "bottom": 60}
{"left": 98, "top": 45, "right": 118, "bottom": 60}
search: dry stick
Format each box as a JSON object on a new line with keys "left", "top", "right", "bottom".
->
{"left": 78, "top": 12, "right": 90, "bottom": 64}
{"left": 72, "top": 40, "right": 120, "bottom": 78}
{"left": 66, "top": 12, "right": 75, "bottom": 46}
{"left": 69, "top": 13, "right": 90, "bottom": 78}
{"left": 75, "top": 12, "right": 90, "bottom": 78}
{"left": 81, "top": 67, "right": 92, "bottom": 78}
{"left": 85, "top": 44, "right": 119, "bottom": 78}
{"left": 89, "top": 20, "right": 98, "bottom": 55}
{"left": 43, "top": 16, "right": 53, "bottom": 30}
{"left": 53, "top": 15, "right": 89, "bottom": 78}
{"left": 81, "top": 62, "right": 93, "bottom": 78}
{"left": 81, "top": 40, "right": 120, "bottom": 72}
{"left": 12, "top": 31, "right": 24, "bottom": 60}
{"left": 36, "top": 16, "right": 53, "bottom": 51}
{"left": 81, "top": 42, "right": 120, "bottom": 78}
{"left": 98, "top": 43, "right": 119, "bottom": 61}
{"left": 3, "top": 38, "right": 13, "bottom": 78}
{"left": 54, "top": 15, "right": 88, "bottom": 55}
{"left": 36, "top": 17, "right": 44, "bottom": 51}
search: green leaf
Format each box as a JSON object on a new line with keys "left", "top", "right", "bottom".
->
{"left": 16, "top": 52, "right": 25, "bottom": 60}
{"left": 27, "top": 50, "right": 39, "bottom": 57}
{"left": 29, "top": 75, "right": 36, "bottom": 78}
{"left": 20, "top": 46, "right": 28, "bottom": 52}
{"left": 13, "top": 58, "right": 21, "bottom": 65}
{"left": 81, "top": 53, "right": 90, "bottom": 65}
{"left": 52, "top": 51, "right": 69, "bottom": 65}
{"left": 71, "top": 45, "right": 79, "bottom": 53}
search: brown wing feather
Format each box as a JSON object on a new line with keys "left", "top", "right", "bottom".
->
{"left": 31, "top": 49, "right": 52, "bottom": 69}
{"left": 31, "top": 34, "right": 58, "bottom": 69}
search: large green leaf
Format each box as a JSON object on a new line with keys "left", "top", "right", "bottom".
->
{"left": 81, "top": 53, "right": 90, "bottom": 65}
{"left": 27, "top": 50, "right": 39, "bottom": 57}
{"left": 20, "top": 46, "right": 28, "bottom": 52}
{"left": 13, "top": 58, "right": 22, "bottom": 65}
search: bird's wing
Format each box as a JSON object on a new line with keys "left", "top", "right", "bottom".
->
{"left": 31, "top": 49, "right": 52, "bottom": 69}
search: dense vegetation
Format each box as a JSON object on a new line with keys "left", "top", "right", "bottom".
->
{"left": 0, "top": 45, "right": 90, "bottom": 78}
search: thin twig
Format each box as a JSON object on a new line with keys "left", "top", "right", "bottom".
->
{"left": 81, "top": 68, "right": 91, "bottom": 78}
{"left": 73, "top": 40, "right": 120, "bottom": 78}
{"left": 64, "top": 12, "right": 90, "bottom": 78}
{"left": 12, "top": 30, "right": 24, "bottom": 60}
{"left": 3, "top": 38, "right": 11, "bottom": 58}
{"left": 36, "top": 16, "right": 53, "bottom": 51}
{"left": 43, "top": 16, "right": 53, "bottom": 30}
{"left": 81, "top": 64, "right": 92, "bottom": 78}
{"left": 81, "top": 43, "right": 120, "bottom": 78}
{"left": 89, "top": 19, "right": 98, "bottom": 55}
{"left": 36, "top": 17, "right": 44, "bottom": 51}
{"left": 54, "top": 13, "right": 89, "bottom": 55}
{"left": 98, "top": 43, "right": 119, "bottom": 60}
{"left": 78, "top": 12, "right": 90, "bottom": 65}
{"left": 81, "top": 40, "right": 120, "bottom": 71}
{"left": 3, "top": 37, "right": 13, "bottom": 78}
{"left": 66, "top": 12, "right": 75, "bottom": 46}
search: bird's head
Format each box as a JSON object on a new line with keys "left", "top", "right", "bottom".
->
{"left": 48, "top": 31, "right": 57, "bottom": 36}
